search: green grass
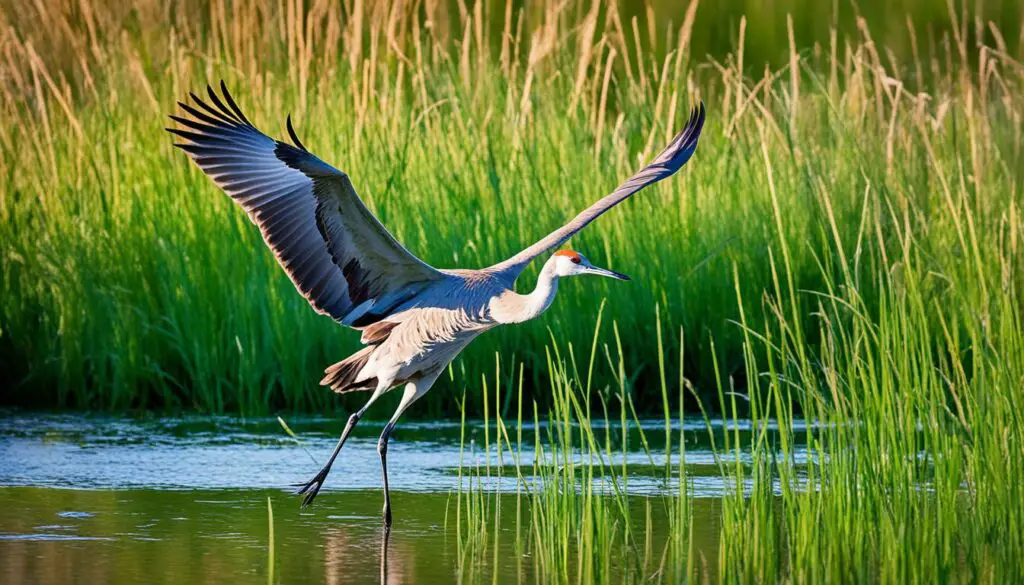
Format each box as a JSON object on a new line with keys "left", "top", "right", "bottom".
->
{"left": 450, "top": 254, "right": 1022, "bottom": 583}
{"left": 0, "top": 2, "right": 1022, "bottom": 580}
{"left": 452, "top": 286, "right": 1019, "bottom": 581}
{"left": 0, "top": 0, "right": 1022, "bottom": 419}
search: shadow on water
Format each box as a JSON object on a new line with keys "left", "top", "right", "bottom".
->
{"left": 0, "top": 412, "right": 789, "bottom": 583}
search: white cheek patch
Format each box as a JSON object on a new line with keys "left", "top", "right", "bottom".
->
{"left": 559, "top": 258, "right": 576, "bottom": 276}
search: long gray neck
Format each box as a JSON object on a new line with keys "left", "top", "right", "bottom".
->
{"left": 524, "top": 258, "right": 560, "bottom": 319}
{"left": 490, "top": 257, "right": 560, "bottom": 324}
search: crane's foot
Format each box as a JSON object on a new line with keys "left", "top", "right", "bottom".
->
{"left": 293, "top": 467, "right": 330, "bottom": 507}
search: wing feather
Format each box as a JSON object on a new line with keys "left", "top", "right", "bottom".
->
{"left": 490, "top": 103, "right": 706, "bottom": 280}
{"left": 168, "top": 82, "right": 445, "bottom": 326}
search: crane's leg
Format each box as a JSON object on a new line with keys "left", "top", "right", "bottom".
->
{"left": 294, "top": 380, "right": 390, "bottom": 507}
{"left": 378, "top": 370, "right": 441, "bottom": 528}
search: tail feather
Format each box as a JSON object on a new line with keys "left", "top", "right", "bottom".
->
{"left": 321, "top": 347, "right": 378, "bottom": 393}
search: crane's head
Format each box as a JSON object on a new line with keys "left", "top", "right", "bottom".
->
{"left": 552, "top": 250, "right": 630, "bottom": 281}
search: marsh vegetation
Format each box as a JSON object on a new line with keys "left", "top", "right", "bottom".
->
{"left": 0, "top": 0, "right": 1022, "bottom": 582}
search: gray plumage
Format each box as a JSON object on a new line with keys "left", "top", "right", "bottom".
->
{"left": 168, "top": 82, "right": 705, "bottom": 527}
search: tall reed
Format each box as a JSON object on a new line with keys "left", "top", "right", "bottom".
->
{"left": 451, "top": 227, "right": 1022, "bottom": 581}
{"left": 0, "top": 0, "right": 1020, "bottom": 421}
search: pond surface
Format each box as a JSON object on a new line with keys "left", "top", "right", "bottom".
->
{"left": 0, "top": 412, "right": 801, "bottom": 584}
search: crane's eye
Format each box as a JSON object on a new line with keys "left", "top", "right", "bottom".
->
{"left": 571, "top": 256, "right": 582, "bottom": 264}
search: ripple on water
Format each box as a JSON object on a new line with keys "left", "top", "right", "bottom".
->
{"left": 0, "top": 533, "right": 113, "bottom": 541}
{"left": 0, "top": 411, "right": 748, "bottom": 585}
{"left": 0, "top": 411, "right": 808, "bottom": 496}
{"left": 56, "top": 511, "right": 94, "bottom": 519}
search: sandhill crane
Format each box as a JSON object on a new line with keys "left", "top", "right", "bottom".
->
{"left": 167, "top": 83, "right": 705, "bottom": 528}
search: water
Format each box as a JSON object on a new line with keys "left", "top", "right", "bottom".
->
{"left": 0, "top": 412, "right": 797, "bottom": 583}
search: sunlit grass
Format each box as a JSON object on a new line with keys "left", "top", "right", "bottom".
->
{"left": 0, "top": 1, "right": 1021, "bottom": 581}
{"left": 2, "top": 1, "right": 1020, "bottom": 418}
{"left": 451, "top": 243, "right": 1022, "bottom": 582}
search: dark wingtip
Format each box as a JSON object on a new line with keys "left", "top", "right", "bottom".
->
{"left": 653, "top": 100, "right": 706, "bottom": 165}
{"left": 187, "top": 91, "right": 207, "bottom": 113}
{"left": 286, "top": 115, "right": 309, "bottom": 152}
{"left": 683, "top": 100, "right": 706, "bottom": 144}
{"left": 205, "top": 84, "right": 240, "bottom": 125}
{"left": 205, "top": 84, "right": 218, "bottom": 108}
{"left": 186, "top": 90, "right": 239, "bottom": 126}
{"left": 219, "top": 80, "right": 253, "bottom": 126}
{"left": 688, "top": 101, "right": 705, "bottom": 132}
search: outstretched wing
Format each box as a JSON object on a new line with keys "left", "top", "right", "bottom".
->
{"left": 490, "top": 103, "right": 706, "bottom": 281}
{"left": 167, "top": 82, "right": 445, "bottom": 327}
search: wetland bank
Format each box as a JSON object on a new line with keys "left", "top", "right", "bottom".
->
{"left": 1, "top": 0, "right": 1023, "bottom": 582}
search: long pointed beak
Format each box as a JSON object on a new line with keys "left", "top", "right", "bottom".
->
{"left": 586, "top": 265, "right": 631, "bottom": 281}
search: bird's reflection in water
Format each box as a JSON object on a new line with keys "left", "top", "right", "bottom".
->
{"left": 323, "top": 525, "right": 409, "bottom": 585}
{"left": 379, "top": 528, "right": 390, "bottom": 585}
